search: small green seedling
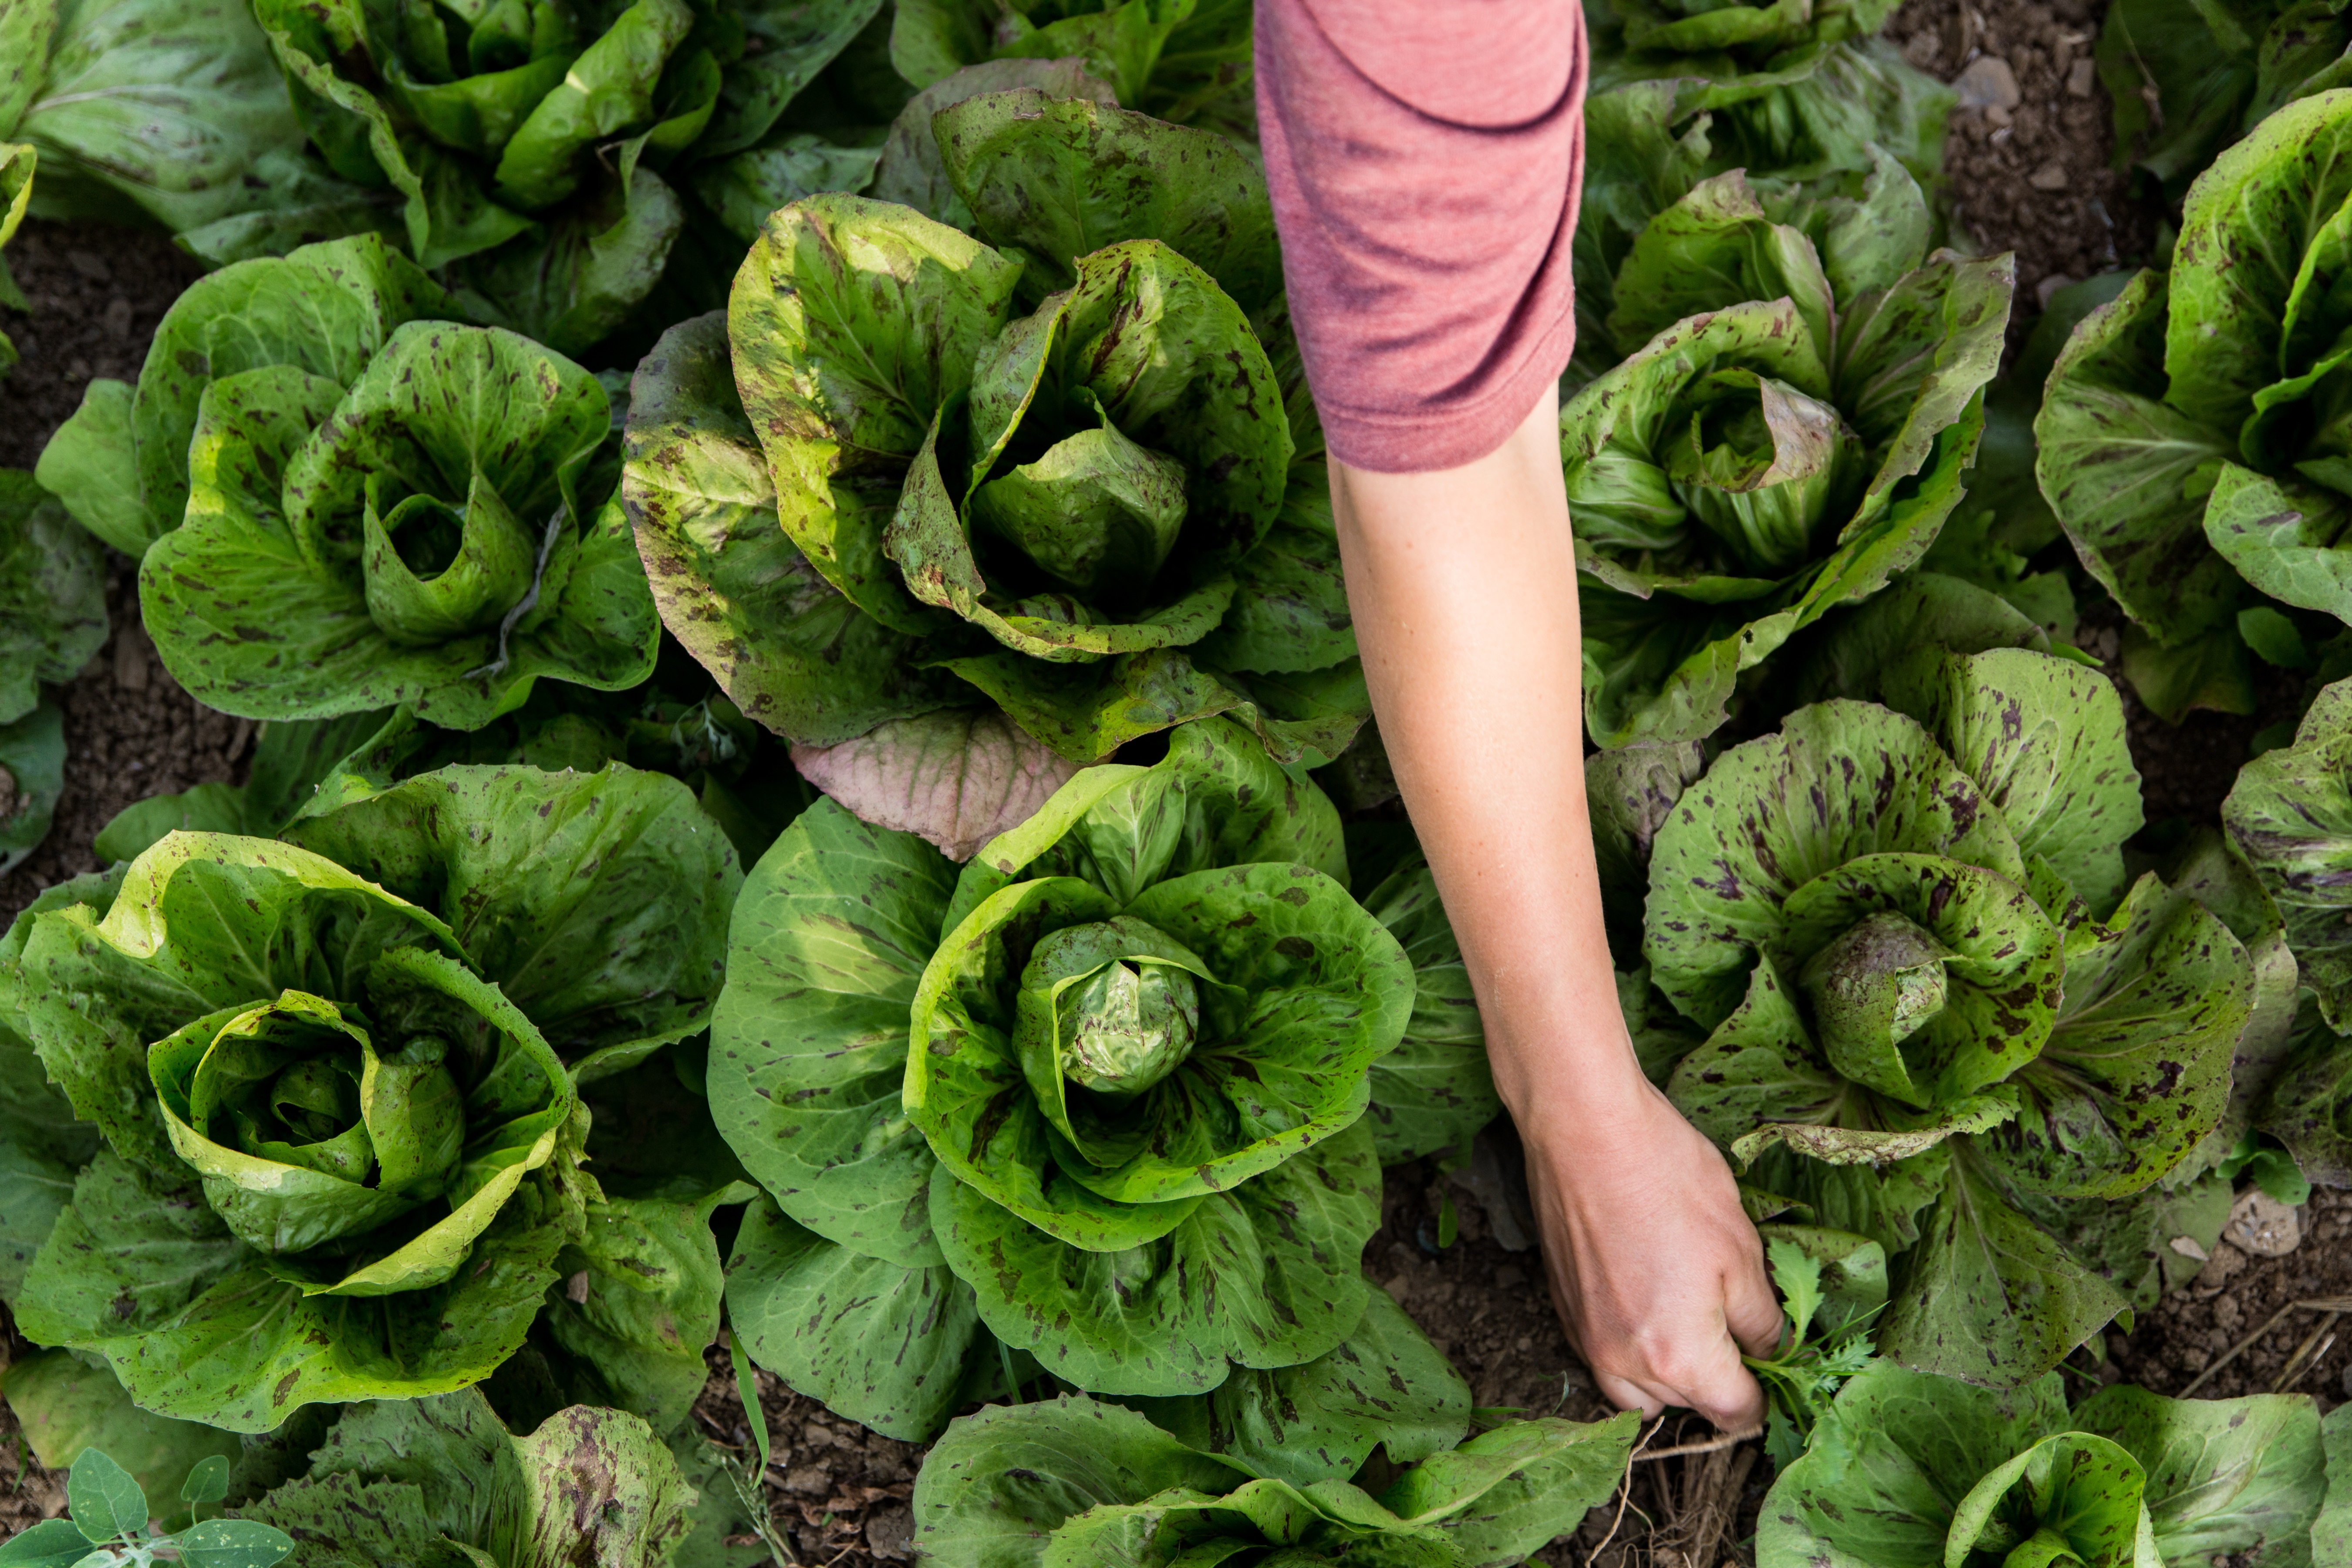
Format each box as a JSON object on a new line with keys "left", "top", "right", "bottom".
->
{"left": 1742, "top": 1239, "right": 1878, "bottom": 1470}
{"left": 0, "top": 1449, "right": 291, "bottom": 1567}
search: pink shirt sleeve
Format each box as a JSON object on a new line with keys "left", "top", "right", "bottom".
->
{"left": 1254, "top": 0, "right": 1587, "bottom": 474}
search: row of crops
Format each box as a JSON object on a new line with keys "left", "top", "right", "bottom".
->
{"left": 3, "top": 0, "right": 2352, "bottom": 1562}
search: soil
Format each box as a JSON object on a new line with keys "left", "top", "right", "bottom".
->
{"left": 0, "top": 1, "right": 2341, "bottom": 1561}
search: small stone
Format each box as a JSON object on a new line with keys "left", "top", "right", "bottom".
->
{"left": 103, "top": 296, "right": 132, "bottom": 339}
{"left": 114, "top": 624, "right": 151, "bottom": 692}
{"left": 781, "top": 1463, "right": 831, "bottom": 1496}
{"left": 2168, "top": 1234, "right": 2210, "bottom": 1263}
{"left": 2029, "top": 160, "right": 2071, "bottom": 191}
{"left": 1901, "top": 30, "right": 1941, "bottom": 68}
{"left": 2068, "top": 58, "right": 2098, "bottom": 97}
{"left": 1954, "top": 56, "right": 2021, "bottom": 110}
{"left": 2224, "top": 1187, "right": 2302, "bottom": 1256}
{"left": 564, "top": 1270, "right": 590, "bottom": 1304}
{"left": 865, "top": 1503, "right": 915, "bottom": 1561}
{"left": 66, "top": 248, "right": 109, "bottom": 283}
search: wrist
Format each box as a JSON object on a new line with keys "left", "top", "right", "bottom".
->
{"left": 1488, "top": 1022, "right": 1658, "bottom": 1155}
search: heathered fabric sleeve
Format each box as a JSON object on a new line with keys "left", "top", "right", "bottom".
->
{"left": 1254, "top": 0, "right": 1587, "bottom": 474}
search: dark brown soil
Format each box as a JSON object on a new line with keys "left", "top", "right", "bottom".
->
{"left": 2112, "top": 1188, "right": 2352, "bottom": 1409}
{"left": 1889, "top": 0, "right": 2160, "bottom": 328}
{"left": 0, "top": 219, "right": 202, "bottom": 475}
{"left": 0, "top": 0, "right": 2331, "bottom": 1559}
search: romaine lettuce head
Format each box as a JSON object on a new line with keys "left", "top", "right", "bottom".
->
{"left": 626, "top": 176, "right": 1360, "bottom": 847}
{"left": 37, "top": 233, "right": 459, "bottom": 559}
{"left": 708, "top": 718, "right": 1496, "bottom": 1443}
{"left": 0, "top": 762, "right": 744, "bottom": 1431}
{"left": 2097, "top": 0, "right": 2352, "bottom": 201}
{"left": 1564, "top": 168, "right": 2011, "bottom": 746}
{"left": 2041, "top": 90, "right": 2352, "bottom": 717}
{"left": 1761, "top": 1361, "right": 2326, "bottom": 1568}
{"left": 1642, "top": 647, "right": 2257, "bottom": 1386}
{"left": 243, "top": 0, "right": 882, "bottom": 354}
{"left": 888, "top": 0, "right": 1252, "bottom": 130}
{"left": 913, "top": 1394, "right": 1638, "bottom": 1568}
{"left": 120, "top": 282, "right": 659, "bottom": 729}
{"left": 1581, "top": 0, "right": 1956, "bottom": 242}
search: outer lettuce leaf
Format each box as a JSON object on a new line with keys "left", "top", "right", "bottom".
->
{"left": 2098, "top": 0, "right": 2352, "bottom": 199}
{"left": 13, "top": 0, "right": 309, "bottom": 236}
{"left": 889, "top": 0, "right": 1249, "bottom": 126}
{"left": 0, "top": 1348, "right": 241, "bottom": 1511}
{"left": 2226, "top": 674, "right": 2352, "bottom": 1029}
{"left": 0, "top": 698, "right": 64, "bottom": 876}
{"left": 869, "top": 60, "right": 1118, "bottom": 231}
{"left": 0, "top": 470, "right": 105, "bottom": 727}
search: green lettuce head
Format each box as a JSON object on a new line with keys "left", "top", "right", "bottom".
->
{"left": 1641, "top": 646, "right": 2260, "bottom": 1386}
{"left": 887, "top": 0, "right": 1252, "bottom": 129}
{"left": 2097, "top": 0, "right": 2352, "bottom": 202}
{"left": 1564, "top": 168, "right": 2011, "bottom": 746}
{"left": 0, "top": 141, "right": 27, "bottom": 379}
{"left": 625, "top": 129, "right": 1359, "bottom": 852}
{"left": 0, "top": 762, "right": 745, "bottom": 1431}
{"left": 1762, "top": 1361, "right": 2327, "bottom": 1568}
{"left": 2040, "top": 90, "right": 2352, "bottom": 720}
{"left": 708, "top": 718, "right": 1498, "bottom": 1446}
{"left": 914, "top": 1395, "right": 1638, "bottom": 1568}
{"left": 102, "top": 241, "right": 659, "bottom": 731}
{"left": 244, "top": 0, "right": 886, "bottom": 354}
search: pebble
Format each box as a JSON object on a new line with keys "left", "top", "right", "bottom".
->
{"left": 2224, "top": 1189, "right": 2302, "bottom": 1257}
{"left": 2029, "top": 160, "right": 2071, "bottom": 191}
{"left": 1955, "top": 55, "right": 2021, "bottom": 110}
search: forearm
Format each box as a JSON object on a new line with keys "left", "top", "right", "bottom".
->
{"left": 1330, "top": 386, "right": 1645, "bottom": 1138}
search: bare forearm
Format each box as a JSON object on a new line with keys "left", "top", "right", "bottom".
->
{"left": 1330, "top": 387, "right": 1644, "bottom": 1134}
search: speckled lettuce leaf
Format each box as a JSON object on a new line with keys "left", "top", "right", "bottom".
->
{"left": 694, "top": 132, "right": 881, "bottom": 244}
{"left": 1943, "top": 1432, "right": 2155, "bottom": 1568}
{"left": 34, "top": 233, "right": 456, "bottom": 559}
{"left": 0, "top": 472, "right": 105, "bottom": 728}
{"left": 870, "top": 59, "right": 1118, "bottom": 231}
{"left": 245, "top": 1387, "right": 694, "bottom": 1568}
{"left": 2096, "top": 0, "right": 2352, "bottom": 199}
{"left": 140, "top": 319, "right": 658, "bottom": 729}
{"left": 730, "top": 193, "right": 1023, "bottom": 633}
{"left": 283, "top": 763, "right": 740, "bottom": 1086}
{"left": 1603, "top": 169, "right": 1837, "bottom": 360}
{"left": 700, "top": 0, "right": 885, "bottom": 158}
{"left": 890, "top": 0, "right": 1201, "bottom": 112}
{"left": 2225, "top": 674, "right": 2352, "bottom": 1030}
{"left": 622, "top": 311, "right": 958, "bottom": 747}
{"left": 0, "top": 873, "right": 111, "bottom": 1299}
{"left": 2070, "top": 1384, "right": 2326, "bottom": 1568}
{"left": 722, "top": 1194, "right": 992, "bottom": 1442}
{"left": 708, "top": 796, "right": 958, "bottom": 1269}
{"left": 1890, "top": 647, "right": 2143, "bottom": 919}
{"left": 15, "top": 0, "right": 303, "bottom": 234}
{"left": 0, "top": 1348, "right": 242, "bottom": 1511}
{"left": 1874, "top": 1151, "right": 2130, "bottom": 1388}
{"left": 1118, "top": 1287, "right": 1470, "bottom": 1488}
{"left": 2258, "top": 1001, "right": 2352, "bottom": 1188}
{"left": 930, "top": 1116, "right": 1380, "bottom": 1397}
{"left": 452, "top": 146, "right": 685, "bottom": 359}
{"left": 934, "top": 90, "right": 1279, "bottom": 309}
{"left": 1973, "top": 873, "right": 2249, "bottom": 1201}
{"left": 1353, "top": 854, "right": 1500, "bottom": 1165}
{"left": 1641, "top": 700, "right": 2037, "bottom": 1033}
{"left": 0, "top": 700, "right": 65, "bottom": 878}
{"left": 2203, "top": 462, "right": 2352, "bottom": 627}
{"left": 911, "top": 1395, "right": 1250, "bottom": 1568}
{"left": 1188, "top": 467, "right": 1353, "bottom": 678}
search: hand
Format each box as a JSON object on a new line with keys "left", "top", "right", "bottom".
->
{"left": 1521, "top": 1072, "right": 1782, "bottom": 1433}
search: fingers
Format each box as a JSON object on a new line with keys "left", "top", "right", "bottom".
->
{"left": 1593, "top": 1369, "right": 1667, "bottom": 1420}
{"left": 1722, "top": 1242, "right": 1788, "bottom": 1361}
{"left": 1669, "top": 1329, "right": 1767, "bottom": 1434}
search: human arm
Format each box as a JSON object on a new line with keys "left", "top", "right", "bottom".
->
{"left": 1328, "top": 388, "right": 1780, "bottom": 1431}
